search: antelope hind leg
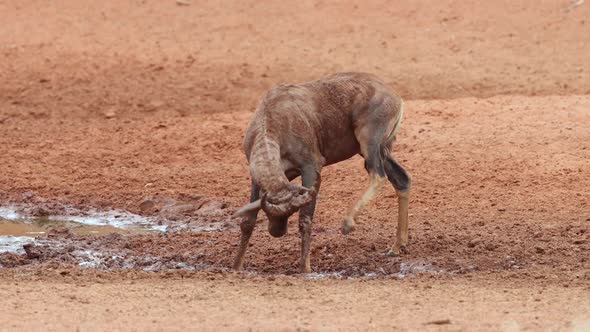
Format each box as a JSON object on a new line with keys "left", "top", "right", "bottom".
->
{"left": 342, "top": 172, "right": 384, "bottom": 234}
{"left": 383, "top": 155, "right": 411, "bottom": 256}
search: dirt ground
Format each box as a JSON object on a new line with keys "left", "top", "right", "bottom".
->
{"left": 1, "top": 0, "right": 589, "bottom": 330}
{"left": 0, "top": 273, "right": 589, "bottom": 331}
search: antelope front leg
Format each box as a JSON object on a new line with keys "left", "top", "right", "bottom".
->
{"left": 233, "top": 217, "right": 257, "bottom": 270}
{"left": 233, "top": 181, "right": 260, "bottom": 270}
{"left": 299, "top": 215, "right": 313, "bottom": 273}
{"left": 299, "top": 167, "right": 321, "bottom": 273}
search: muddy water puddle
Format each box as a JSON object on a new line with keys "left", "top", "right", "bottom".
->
{"left": 0, "top": 206, "right": 167, "bottom": 233}
{"left": 0, "top": 217, "right": 159, "bottom": 255}
{"left": 0, "top": 218, "right": 150, "bottom": 237}
{"left": 0, "top": 206, "right": 168, "bottom": 255}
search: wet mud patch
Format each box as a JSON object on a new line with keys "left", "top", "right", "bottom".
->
{"left": 0, "top": 227, "right": 442, "bottom": 278}
{"left": 0, "top": 192, "right": 588, "bottom": 279}
{"left": 0, "top": 223, "right": 546, "bottom": 279}
{"left": 0, "top": 194, "right": 239, "bottom": 270}
{"left": 0, "top": 235, "right": 35, "bottom": 255}
{"left": 0, "top": 197, "right": 588, "bottom": 279}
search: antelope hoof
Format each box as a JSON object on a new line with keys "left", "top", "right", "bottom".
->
{"left": 233, "top": 254, "right": 247, "bottom": 271}
{"left": 387, "top": 245, "right": 408, "bottom": 257}
{"left": 341, "top": 217, "right": 355, "bottom": 235}
{"left": 233, "top": 261, "right": 244, "bottom": 271}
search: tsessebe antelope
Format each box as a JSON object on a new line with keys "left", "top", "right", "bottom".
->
{"left": 233, "top": 72, "right": 411, "bottom": 273}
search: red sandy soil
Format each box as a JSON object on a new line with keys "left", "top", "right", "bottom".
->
{"left": 0, "top": 272, "right": 589, "bottom": 331}
{"left": 0, "top": 0, "right": 589, "bottom": 330}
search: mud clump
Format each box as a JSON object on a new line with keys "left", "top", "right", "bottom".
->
{"left": 23, "top": 243, "right": 42, "bottom": 259}
{"left": 0, "top": 253, "right": 26, "bottom": 268}
{"left": 139, "top": 200, "right": 156, "bottom": 213}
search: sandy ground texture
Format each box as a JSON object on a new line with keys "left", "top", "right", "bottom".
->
{"left": 1, "top": 0, "right": 590, "bottom": 331}
{"left": 0, "top": 273, "right": 589, "bottom": 331}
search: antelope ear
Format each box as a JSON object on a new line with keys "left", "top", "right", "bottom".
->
{"left": 232, "top": 199, "right": 262, "bottom": 218}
